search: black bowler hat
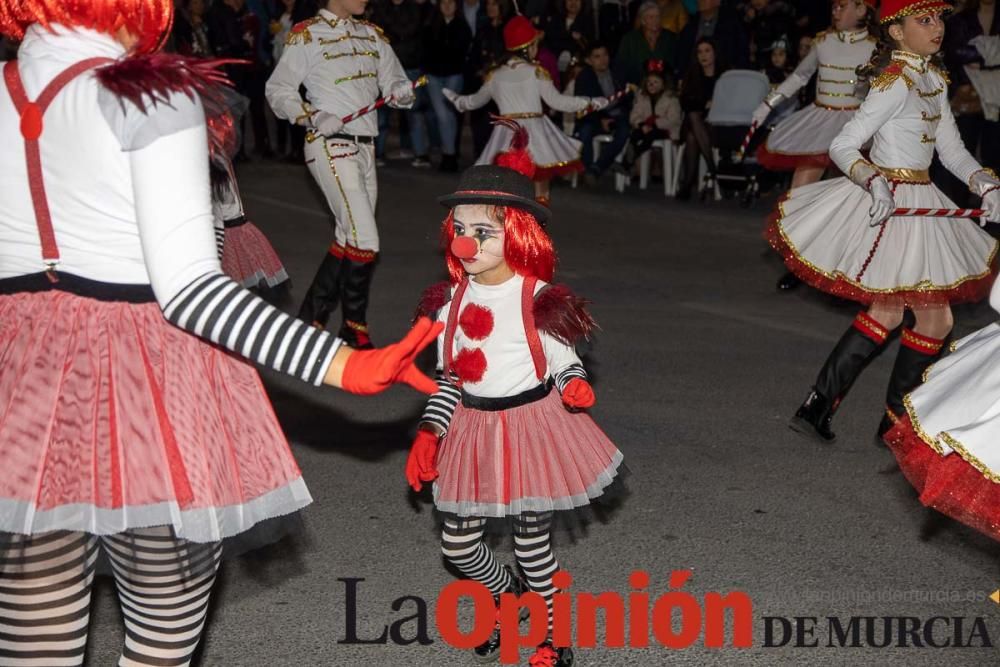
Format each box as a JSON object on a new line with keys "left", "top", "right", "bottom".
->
{"left": 437, "top": 121, "right": 550, "bottom": 224}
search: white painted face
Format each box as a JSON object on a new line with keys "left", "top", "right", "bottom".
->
{"left": 451, "top": 205, "right": 507, "bottom": 277}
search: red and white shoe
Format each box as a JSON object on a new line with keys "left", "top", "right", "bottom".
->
{"left": 527, "top": 642, "right": 574, "bottom": 667}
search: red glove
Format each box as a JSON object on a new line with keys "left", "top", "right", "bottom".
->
{"left": 561, "top": 378, "right": 595, "bottom": 409}
{"left": 341, "top": 317, "right": 443, "bottom": 395}
{"left": 406, "top": 429, "right": 440, "bottom": 492}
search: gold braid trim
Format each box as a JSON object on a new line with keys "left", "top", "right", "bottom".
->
{"left": 285, "top": 17, "right": 321, "bottom": 46}
{"left": 871, "top": 64, "right": 914, "bottom": 92}
{"left": 535, "top": 65, "right": 552, "bottom": 81}
{"left": 357, "top": 19, "right": 391, "bottom": 43}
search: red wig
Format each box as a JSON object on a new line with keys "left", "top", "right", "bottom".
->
{"left": 441, "top": 205, "right": 556, "bottom": 284}
{"left": 0, "top": 0, "right": 174, "bottom": 55}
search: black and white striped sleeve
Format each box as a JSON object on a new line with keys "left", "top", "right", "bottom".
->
{"left": 420, "top": 371, "right": 461, "bottom": 435}
{"left": 164, "top": 272, "right": 341, "bottom": 385}
{"left": 553, "top": 364, "right": 588, "bottom": 393}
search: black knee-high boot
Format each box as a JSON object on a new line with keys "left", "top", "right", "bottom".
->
{"left": 878, "top": 328, "right": 946, "bottom": 437}
{"left": 791, "top": 313, "right": 890, "bottom": 442}
{"left": 297, "top": 243, "right": 345, "bottom": 328}
{"left": 338, "top": 249, "right": 378, "bottom": 349}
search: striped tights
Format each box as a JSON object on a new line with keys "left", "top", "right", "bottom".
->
{"left": 0, "top": 526, "right": 221, "bottom": 666}
{"left": 441, "top": 512, "right": 560, "bottom": 631}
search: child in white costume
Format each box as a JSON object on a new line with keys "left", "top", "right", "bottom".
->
{"left": 444, "top": 15, "right": 609, "bottom": 205}
{"left": 766, "top": 0, "right": 1000, "bottom": 444}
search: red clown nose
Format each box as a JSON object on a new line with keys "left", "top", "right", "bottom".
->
{"left": 451, "top": 236, "right": 479, "bottom": 259}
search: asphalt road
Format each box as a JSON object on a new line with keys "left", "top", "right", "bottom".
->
{"left": 83, "top": 154, "right": 1000, "bottom": 666}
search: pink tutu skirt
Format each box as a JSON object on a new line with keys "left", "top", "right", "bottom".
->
{"left": 433, "top": 390, "right": 624, "bottom": 518}
{"left": 222, "top": 221, "right": 289, "bottom": 288}
{"left": 0, "top": 291, "right": 311, "bottom": 543}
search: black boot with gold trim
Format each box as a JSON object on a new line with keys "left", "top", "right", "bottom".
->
{"left": 338, "top": 248, "right": 378, "bottom": 349}
{"left": 877, "top": 328, "right": 946, "bottom": 441}
{"left": 790, "top": 312, "right": 890, "bottom": 443}
{"left": 297, "top": 242, "right": 345, "bottom": 329}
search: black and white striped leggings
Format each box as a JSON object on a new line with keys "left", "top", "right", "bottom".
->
{"left": 441, "top": 513, "right": 559, "bottom": 631}
{"left": 0, "top": 526, "right": 221, "bottom": 666}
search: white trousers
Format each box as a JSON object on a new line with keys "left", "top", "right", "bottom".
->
{"left": 304, "top": 137, "right": 380, "bottom": 253}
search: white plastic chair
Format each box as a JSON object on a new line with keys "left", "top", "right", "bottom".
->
{"left": 592, "top": 134, "right": 628, "bottom": 192}
{"left": 636, "top": 139, "right": 685, "bottom": 196}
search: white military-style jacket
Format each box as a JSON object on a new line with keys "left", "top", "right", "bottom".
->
{"left": 265, "top": 9, "right": 411, "bottom": 137}
{"left": 831, "top": 50, "right": 999, "bottom": 195}
{"left": 769, "top": 28, "right": 876, "bottom": 111}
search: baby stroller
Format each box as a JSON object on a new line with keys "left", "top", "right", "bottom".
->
{"left": 704, "top": 70, "right": 770, "bottom": 206}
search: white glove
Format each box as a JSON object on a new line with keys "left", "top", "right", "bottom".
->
{"left": 868, "top": 177, "right": 895, "bottom": 226}
{"left": 390, "top": 81, "right": 416, "bottom": 108}
{"left": 442, "top": 88, "right": 463, "bottom": 110}
{"left": 588, "top": 97, "right": 609, "bottom": 112}
{"left": 983, "top": 188, "right": 1000, "bottom": 224}
{"left": 751, "top": 102, "right": 772, "bottom": 128}
{"left": 312, "top": 111, "right": 344, "bottom": 137}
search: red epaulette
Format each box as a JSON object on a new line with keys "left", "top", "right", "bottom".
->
{"left": 533, "top": 284, "right": 597, "bottom": 346}
{"left": 291, "top": 19, "right": 314, "bottom": 33}
{"left": 95, "top": 53, "right": 240, "bottom": 113}
{"left": 414, "top": 281, "right": 453, "bottom": 321}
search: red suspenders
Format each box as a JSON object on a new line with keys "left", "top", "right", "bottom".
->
{"left": 3, "top": 58, "right": 113, "bottom": 278}
{"left": 442, "top": 276, "right": 547, "bottom": 386}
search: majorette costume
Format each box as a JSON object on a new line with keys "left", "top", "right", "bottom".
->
{"left": 757, "top": 7, "right": 878, "bottom": 171}
{"left": 444, "top": 16, "right": 608, "bottom": 183}
{"left": 207, "top": 98, "right": 289, "bottom": 289}
{"left": 266, "top": 9, "right": 416, "bottom": 347}
{"left": 0, "top": 19, "right": 438, "bottom": 664}
{"left": 766, "top": 0, "right": 1000, "bottom": 443}
{"left": 406, "top": 128, "right": 623, "bottom": 666}
{"left": 885, "top": 278, "right": 1000, "bottom": 543}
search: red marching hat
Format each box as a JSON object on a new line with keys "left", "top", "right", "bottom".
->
{"left": 879, "top": 0, "right": 952, "bottom": 24}
{"left": 503, "top": 15, "right": 543, "bottom": 52}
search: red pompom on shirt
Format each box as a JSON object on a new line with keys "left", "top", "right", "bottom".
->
{"left": 458, "top": 304, "right": 494, "bottom": 340}
{"left": 453, "top": 347, "right": 488, "bottom": 383}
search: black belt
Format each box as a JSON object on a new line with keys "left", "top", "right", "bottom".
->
{"left": 327, "top": 133, "right": 375, "bottom": 144}
{"left": 0, "top": 271, "right": 156, "bottom": 303}
{"left": 223, "top": 215, "right": 247, "bottom": 229}
{"left": 461, "top": 382, "right": 551, "bottom": 411}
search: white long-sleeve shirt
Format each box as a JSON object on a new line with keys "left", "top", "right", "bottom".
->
{"left": 0, "top": 25, "right": 340, "bottom": 385}
{"left": 770, "top": 28, "right": 875, "bottom": 110}
{"left": 265, "top": 9, "right": 411, "bottom": 136}
{"left": 451, "top": 58, "right": 593, "bottom": 115}
{"left": 830, "top": 50, "right": 998, "bottom": 196}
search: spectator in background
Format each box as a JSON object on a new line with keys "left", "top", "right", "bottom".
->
{"left": 561, "top": 56, "right": 586, "bottom": 136}
{"left": 270, "top": 0, "right": 296, "bottom": 160}
{"left": 739, "top": 0, "right": 793, "bottom": 68}
{"left": 174, "top": 0, "right": 213, "bottom": 56}
{"left": 795, "top": 33, "right": 816, "bottom": 107}
{"left": 575, "top": 42, "right": 631, "bottom": 185}
{"left": 674, "top": 0, "right": 747, "bottom": 77}
{"left": 791, "top": 0, "right": 828, "bottom": 42}
{"left": 462, "top": 0, "right": 488, "bottom": 38}
{"left": 425, "top": 0, "right": 474, "bottom": 172}
{"left": 614, "top": 58, "right": 682, "bottom": 176}
{"left": 615, "top": 2, "right": 675, "bottom": 84}
{"left": 524, "top": 0, "right": 553, "bottom": 26}
{"left": 209, "top": 0, "right": 274, "bottom": 158}
{"left": 544, "top": 0, "right": 595, "bottom": 72}
{"left": 598, "top": 0, "right": 632, "bottom": 55}
{"left": 939, "top": 0, "right": 1000, "bottom": 204}
{"left": 467, "top": 0, "right": 512, "bottom": 155}
{"left": 676, "top": 37, "right": 726, "bottom": 199}
{"left": 372, "top": 0, "right": 431, "bottom": 167}
{"left": 763, "top": 35, "right": 792, "bottom": 84}
{"left": 658, "top": 0, "right": 691, "bottom": 34}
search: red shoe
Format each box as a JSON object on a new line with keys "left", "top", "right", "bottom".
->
{"left": 528, "top": 642, "right": 574, "bottom": 666}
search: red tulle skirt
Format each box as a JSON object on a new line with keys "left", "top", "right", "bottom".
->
{"left": 432, "top": 390, "right": 623, "bottom": 518}
{"left": 885, "top": 416, "right": 1000, "bottom": 542}
{"left": 756, "top": 144, "right": 832, "bottom": 171}
{"left": 0, "top": 291, "right": 310, "bottom": 543}
{"left": 222, "top": 221, "right": 289, "bottom": 288}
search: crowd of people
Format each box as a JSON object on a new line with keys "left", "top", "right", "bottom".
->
{"left": 153, "top": 0, "right": 997, "bottom": 199}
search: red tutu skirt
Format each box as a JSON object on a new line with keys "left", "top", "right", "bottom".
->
{"left": 222, "top": 221, "right": 289, "bottom": 288}
{"left": 433, "top": 390, "right": 624, "bottom": 518}
{"left": 885, "top": 416, "right": 1000, "bottom": 542}
{"left": 0, "top": 291, "right": 310, "bottom": 543}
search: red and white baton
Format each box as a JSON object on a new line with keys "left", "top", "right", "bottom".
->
{"left": 339, "top": 75, "right": 428, "bottom": 124}
{"left": 736, "top": 121, "right": 758, "bottom": 161}
{"left": 891, "top": 207, "right": 985, "bottom": 218}
{"left": 576, "top": 84, "right": 637, "bottom": 118}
